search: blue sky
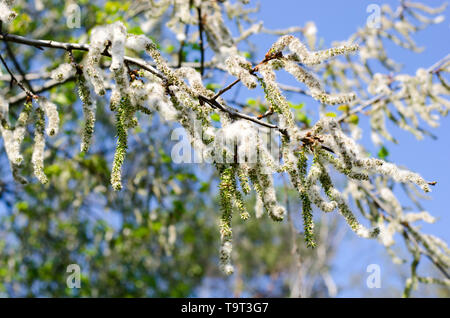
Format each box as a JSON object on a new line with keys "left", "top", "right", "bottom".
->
{"left": 249, "top": 0, "right": 449, "bottom": 296}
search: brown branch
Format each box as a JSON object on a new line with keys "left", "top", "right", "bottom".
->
{"left": 0, "top": 72, "right": 51, "bottom": 81}
{"left": 0, "top": 33, "right": 163, "bottom": 80}
{"left": 401, "top": 222, "right": 450, "bottom": 280}
{"left": 177, "top": 24, "right": 189, "bottom": 68}
{"left": 212, "top": 51, "right": 282, "bottom": 101}
{"left": 212, "top": 78, "right": 240, "bottom": 100}
{"left": 198, "top": 95, "right": 288, "bottom": 136}
{"left": 7, "top": 77, "right": 74, "bottom": 105}
{"left": 0, "top": 33, "right": 292, "bottom": 136}
{"left": 278, "top": 83, "right": 310, "bottom": 96}
{"left": 196, "top": 6, "right": 205, "bottom": 76}
{"left": 338, "top": 54, "right": 450, "bottom": 123}
{"left": 257, "top": 106, "right": 273, "bottom": 119}
{"left": 360, "top": 185, "right": 449, "bottom": 280}
{"left": 4, "top": 41, "right": 35, "bottom": 93}
{"left": 337, "top": 93, "right": 385, "bottom": 123}
{"left": 0, "top": 52, "right": 36, "bottom": 98}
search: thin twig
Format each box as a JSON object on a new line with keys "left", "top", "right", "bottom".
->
{"left": 361, "top": 184, "right": 449, "bottom": 280}
{"left": 177, "top": 24, "right": 189, "bottom": 68}
{"left": 212, "top": 50, "right": 282, "bottom": 101}
{"left": 278, "top": 83, "right": 309, "bottom": 96}
{"left": 212, "top": 78, "right": 240, "bottom": 100}
{"left": 198, "top": 95, "right": 288, "bottom": 135}
{"left": 7, "top": 77, "right": 74, "bottom": 105}
{"left": 209, "top": 102, "right": 285, "bottom": 137}
{"left": 196, "top": 6, "right": 205, "bottom": 76}
{"left": 4, "top": 41, "right": 35, "bottom": 93}
{"left": 257, "top": 106, "right": 274, "bottom": 119}
{"left": 338, "top": 54, "right": 450, "bottom": 123}
{"left": 0, "top": 33, "right": 163, "bottom": 80}
{"left": 0, "top": 72, "right": 51, "bottom": 81}
{"left": 0, "top": 52, "right": 36, "bottom": 97}
{"left": 337, "top": 93, "right": 385, "bottom": 123}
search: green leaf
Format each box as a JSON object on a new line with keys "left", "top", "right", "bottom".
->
{"left": 347, "top": 114, "right": 359, "bottom": 125}
{"left": 44, "top": 164, "right": 62, "bottom": 177}
{"left": 16, "top": 201, "right": 29, "bottom": 212}
{"left": 164, "top": 44, "right": 176, "bottom": 54}
{"left": 159, "top": 149, "right": 172, "bottom": 163}
{"left": 378, "top": 146, "right": 389, "bottom": 160}
{"left": 325, "top": 112, "right": 337, "bottom": 117}
{"left": 127, "top": 26, "right": 144, "bottom": 35}
{"left": 205, "top": 83, "right": 221, "bottom": 92}
{"left": 296, "top": 112, "right": 311, "bottom": 125}
{"left": 211, "top": 113, "right": 220, "bottom": 122}
{"left": 246, "top": 98, "right": 257, "bottom": 106}
{"left": 242, "top": 51, "right": 252, "bottom": 59}
{"left": 337, "top": 104, "right": 350, "bottom": 112}
{"left": 288, "top": 102, "right": 305, "bottom": 110}
{"left": 199, "top": 182, "right": 209, "bottom": 192}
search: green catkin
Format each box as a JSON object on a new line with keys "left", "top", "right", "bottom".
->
{"left": 319, "top": 160, "right": 359, "bottom": 231}
{"left": 110, "top": 98, "right": 130, "bottom": 191}
{"left": 281, "top": 135, "right": 294, "bottom": 173}
{"left": 318, "top": 149, "right": 369, "bottom": 180}
{"left": 249, "top": 163, "right": 285, "bottom": 221}
{"left": 15, "top": 100, "right": 33, "bottom": 158}
{"left": 222, "top": 164, "right": 249, "bottom": 220}
{"left": 8, "top": 100, "right": 34, "bottom": 184}
{"left": 232, "top": 166, "right": 250, "bottom": 220}
{"left": 301, "top": 192, "right": 315, "bottom": 248}
{"left": 258, "top": 66, "right": 296, "bottom": 130}
{"left": 18, "top": 100, "right": 33, "bottom": 126}
{"left": 77, "top": 74, "right": 96, "bottom": 153}
{"left": 0, "top": 115, "right": 10, "bottom": 130}
{"left": 249, "top": 168, "right": 265, "bottom": 212}
{"left": 317, "top": 157, "right": 379, "bottom": 238}
{"left": 258, "top": 171, "right": 284, "bottom": 221}
{"left": 403, "top": 250, "right": 420, "bottom": 298}
{"left": 296, "top": 149, "right": 316, "bottom": 248}
{"left": 123, "top": 106, "right": 138, "bottom": 129}
{"left": 121, "top": 96, "right": 138, "bottom": 130}
{"left": 258, "top": 77, "right": 282, "bottom": 114}
{"left": 234, "top": 186, "right": 249, "bottom": 220}
{"left": 218, "top": 165, "right": 234, "bottom": 275}
{"left": 237, "top": 165, "right": 251, "bottom": 195}
{"left": 32, "top": 108, "right": 48, "bottom": 184}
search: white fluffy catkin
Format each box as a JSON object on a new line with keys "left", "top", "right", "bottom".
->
{"left": 50, "top": 63, "right": 76, "bottom": 82}
{"left": 110, "top": 21, "right": 127, "bottom": 72}
{"left": 86, "top": 25, "right": 111, "bottom": 96}
{"left": 37, "top": 97, "right": 59, "bottom": 136}
{"left": 225, "top": 54, "right": 257, "bottom": 89}
{"left": 32, "top": 108, "right": 48, "bottom": 184}
{"left": 0, "top": 0, "right": 17, "bottom": 24}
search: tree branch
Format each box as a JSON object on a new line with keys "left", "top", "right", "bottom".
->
{"left": 338, "top": 53, "right": 450, "bottom": 123}
{"left": 0, "top": 52, "right": 36, "bottom": 97}
{"left": 0, "top": 33, "right": 290, "bottom": 137}
{"left": 196, "top": 6, "right": 205, "bottom": 76}
{"left": 3, "top": 41, "right": 35, "bottom": 93}
{"left": 0, "top": 33, "right": 163, "bottom": 80}
{"left": 360, "top": 184, "right": 449, "bottom": 280}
